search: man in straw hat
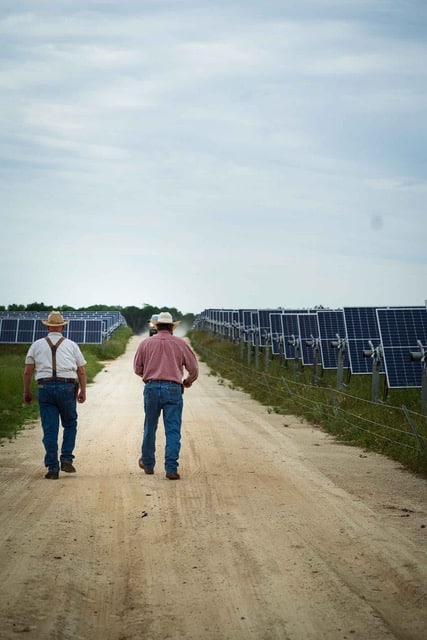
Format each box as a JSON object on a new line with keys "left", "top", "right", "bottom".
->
{"left": 23, "top": 310, "right": 87, "bottom": 479}
{"left": 133, "top": 310, "right": 198, "bottom": 480}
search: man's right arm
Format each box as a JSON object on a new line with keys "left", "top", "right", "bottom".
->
{"left": 133, "top": 345, "right": 144, "bottom": 377}
{"left": 76, "top": 365, "right": 87, "bottom": 403}
{"left": 23, "top": 363, "right": 35, "bottom": 404}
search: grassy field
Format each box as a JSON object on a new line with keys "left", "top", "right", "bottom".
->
{"left": 0, "top": 326, "right": 133, "bottom": 440}
{"left": 190, "top": 330, "right": 427, "bottom": 476}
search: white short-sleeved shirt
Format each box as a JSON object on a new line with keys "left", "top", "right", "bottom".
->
{"left": 25, "top": 332, "right": 87, "bottom": 381}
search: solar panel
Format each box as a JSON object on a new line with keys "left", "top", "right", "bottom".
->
{"left": 257, "top": 309, "right": 276, "bottom": 346}
{"left": 0, "top": 311, "right": 127, "bottom": 344}
{"left": 269, "top": 312, "right": 284, "bottom": 355}
{"left": 67, "top": 320, "right": 85, "bottom": 343}
{"left": 239, "top": 309, "right": 258, "bottom": 342}
{"left": 377, "top": 308, "right": 427, "bottom": 388}
{"left": 17, "top": 319, "right": 36, "bottom": 343}
{"left": 250, "top": 311, "right": 260, "bottom": 345}
{"left": 281, "top": 314, "right": 301, "bottom": 359}
{"left": 317, "top": 310, "right": 347, "bottom": 369}
{"left": 0, "top": 318, "right": 17, "bottom": 342}
{"left": 343, "top": 307, "right": 384, "bottom": 375}
{"left": 34, "top": 320, "right": 47, "bottom": 340}
{"left": 297, "top": 313, "right": 320, "bottom": 365}
{"left": 84, "top": 319, "right": 104, "bottom": 344}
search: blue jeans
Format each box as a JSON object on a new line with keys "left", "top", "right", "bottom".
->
{"left": 37, "top": 381, "right": 78, "bottom": 472}
{"left": 141, "top": 381, "right": 183, "bottom": 473}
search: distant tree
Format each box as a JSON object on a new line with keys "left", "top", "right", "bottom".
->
{"left": 122, "top": 306, "right": 147, "bottom": 334}
{"left": 26, "top": 302, "right": 50, "bottom": 311}
{"left": 83, "top": 304, "right": 122, "bottom": 312}
{"left": 8, "top": 304, "right": 26, "bottom": 311}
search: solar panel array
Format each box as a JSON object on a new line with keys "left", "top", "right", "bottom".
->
{"left": 0, "top": 311, "right": 127, "bottom": 344}
{"left": 194, "top": 305, "right": 427, "bottom": 389}
{"left": 377, "top": 308, "right": 427, "bottom": 388}
{"left": 343, "top": 307, "right": 383, "bottom": 375}
{"left": 317, "top": 310, "right": 347, "bottom": 370}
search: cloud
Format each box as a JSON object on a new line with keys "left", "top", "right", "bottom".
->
{"left": 0, "top": 1, "right": 426, "bottom": 313}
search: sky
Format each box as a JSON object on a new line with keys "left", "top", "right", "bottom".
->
{"left": 1, "top": 0, "right": 426, "bottom": 315}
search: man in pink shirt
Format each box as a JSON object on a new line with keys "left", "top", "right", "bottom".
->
{"left": 133, "top": 311, "right": 198, "bottom": 479}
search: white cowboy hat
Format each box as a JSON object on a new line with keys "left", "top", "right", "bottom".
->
{"left": 152, "top": 311, "right": 180, "bottom": 327}
{"left": 42, "top": 310, "right": 69, "bottom": 326}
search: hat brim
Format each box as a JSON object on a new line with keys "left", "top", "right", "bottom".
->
{"left": 42, "top": 320, "right": 68, "bottom": 326}
{"left": 152, "top": 320, "right": 180, "bottom": 327}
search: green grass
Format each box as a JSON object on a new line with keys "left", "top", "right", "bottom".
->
{"left": 0, "top": 326, "right": 133, "bottom": 440}
{"left": 189, "top": 330, "right": 427, "bottom": 476}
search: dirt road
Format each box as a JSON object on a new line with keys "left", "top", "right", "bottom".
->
{"left": 0, "top": 335, "right": 426, "bottom": 640}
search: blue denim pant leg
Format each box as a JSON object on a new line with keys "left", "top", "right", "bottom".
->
{"left": 58, "top": 383, "right": 78, "bottom": 463}
{"left": 142, "top": 384, "right": 161, "bottom": 470}
{"left": 38, "top": 382, "right": 78, "bottom": 471}
{"left": 161, "top": 384, "right": 183, "bottom": 474}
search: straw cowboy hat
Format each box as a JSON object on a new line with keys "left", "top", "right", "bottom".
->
{"left": 42, "top": 310, "right": 69, "bottom": 326}
{"left": 152, "top": 311, "right": 180, "bottom": 327}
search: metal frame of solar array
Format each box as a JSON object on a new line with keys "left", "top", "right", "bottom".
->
{"left": 269, "top": 312, "right": 285, "bottom": 355}
{"left": 276, "top": 312, "right": 308, "bottom": 361}
{"left": 238, "top": 309, "right": 257, "bottom": 343}
{"left": 376, "top": 307, "right": 427, "bottom": 389}
{"left": 316, "top": 309, "right": 347, "bottom": 370}
{"left": 342, "top": 307, "right": 384, "bottom": 375}
{"left": 0, "top": 311, "right": 127, "bottom": 344}
{"left": 256, "top": 310, "right": 277, "bottom": 347}
{"left": 194, "top": 306, "right": 426, "bottom": 391}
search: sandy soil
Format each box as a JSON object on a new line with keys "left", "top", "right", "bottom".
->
{"left": 0, "top": 335, "right": 426, "bottom": 640}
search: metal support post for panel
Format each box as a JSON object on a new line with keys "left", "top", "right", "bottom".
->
{"left": 279, "top": 338, "right": 285, "bottom": 367}
{"left": 422, "top": 366, "right": 427, "bottom": 416}
{"left": 288, "top": 335, "right": 301, "bottom": 380}
{"left": 305, "top": 335, "right": 320, "bottom": 385}
{"left": 255, "top": 344, "right": 259, "bottom": 370}
{"left": 372, "top": 357, "right": 381, "bottom": 403}
{"left": 363, "top": 341, "right": 382, "bottom": 403}
{"left": 247, "top": 337, "right": 252, "bottom": 366}
{"left": 313, "top": 350, "right": 319, "bottom": 385}
{"left": 294, "top": 342, "right": 301, "bottom": 380}
{"left": 337, "top": 348, "right": 345, "bottom": 389}
{"left": 240, "top": 336, "right": 244, "bottom": 360}
{"left": 265, "top": 344, "right": 270, "bottom": 371}
{"left": 409, "top": 341, "right": 427, "bottom": 415}
{"left": 331, "top": 336, "right": 347, "bottom": 390}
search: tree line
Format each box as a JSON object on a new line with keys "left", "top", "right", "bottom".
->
{"left": 0, "top": 303, "right": 196, "bottom": 335}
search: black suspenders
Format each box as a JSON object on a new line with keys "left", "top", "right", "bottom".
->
{"left": 45, "top": 336, "right": 66, "bottom": 379}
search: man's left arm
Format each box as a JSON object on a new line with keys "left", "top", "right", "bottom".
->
{"left": 133, "top": 345, "right": 145, "bottom": 378}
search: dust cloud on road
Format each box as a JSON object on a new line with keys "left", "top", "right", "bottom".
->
{"left": 0, "top": 335, "right": 426, "bottom": 640}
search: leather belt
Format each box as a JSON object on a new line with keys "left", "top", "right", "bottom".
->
{"left": 37, "top": 377, "right": 77, "bottom": 383}
{"left": 145, "top": 379, "right": 179, "bottom": 384}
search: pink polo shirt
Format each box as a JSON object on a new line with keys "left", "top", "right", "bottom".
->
{"left": 133, "top": 331, "right": 198, "bottom": 385}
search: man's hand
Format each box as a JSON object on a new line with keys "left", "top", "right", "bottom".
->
{"left": 23, "top": 391, "right": 33, "bottom": 404}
